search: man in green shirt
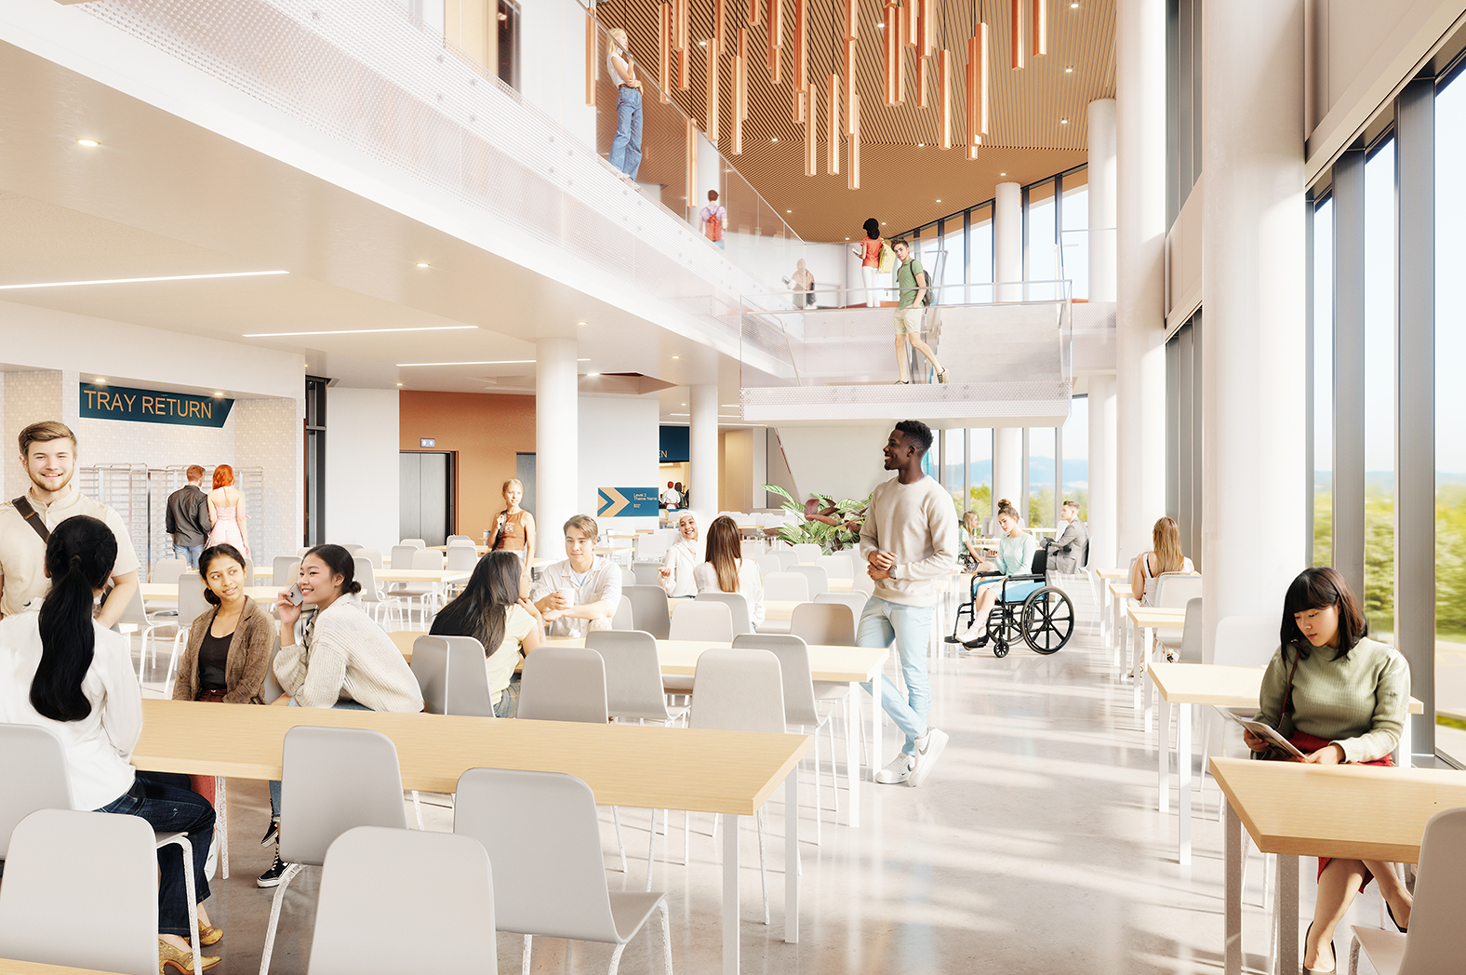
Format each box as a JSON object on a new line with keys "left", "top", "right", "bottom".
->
{"left": 891, "top": 239, "right": 948, "bottom": 384}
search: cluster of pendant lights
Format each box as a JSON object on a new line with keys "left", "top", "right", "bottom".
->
{"left": 652, "top": 0, "right": 1050, "bottom": 188}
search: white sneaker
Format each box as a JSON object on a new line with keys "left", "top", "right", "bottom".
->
{"left": 907, "top": 728, "right": 949, "bottom": 787}
{"left": 874, "top": 754, "right": 914, "bottom": 785}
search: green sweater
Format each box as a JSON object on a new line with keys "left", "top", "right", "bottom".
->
{"left": 1253, "top": 636, "right": 1409, "bottom": 763}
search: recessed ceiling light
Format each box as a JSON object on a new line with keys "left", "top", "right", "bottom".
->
{"left": 576, "top": 320, "right": 588, "bottom": 326}
{"left": 1070, "top": 2, "right": 1078, "bottom": 7}
{"left": 917, "top": 143, "right": 925, "bottom": 147}
{"left": 876, "top": 21, "right": 884, "bottom": 27}
{"left": 786, "top": 209, "right": 792, "bottom": 213}
{"left": 213, "top": 391, "right": 225, "bottom": 398}
{"left": 76, "top": 138, "right": 100, "bottom": 147}
{"left": 587, "top": 371, "right": 600, "bottom": 377}
{"left": 771, "top": 137, "right": 778, "bottom": 142}
{"left": 1060, "top": 118, "right": 1069, "bottom": 124}
{"left": 699, "top": 39, "right": 707, "bottom": 46}
{"left": 396, "top": 383, "right": 404, "bottom": 386}
{"left": 415, "top": 262, "right": 431, "bottom": 268}
{"left": 845, "top": 237, "right": 850, "bottom": 240}
{"left": 0, "top": 269, "right": 287, "bottom": 291}
{"left": 244, "top": 325, "right": 477, "bottom": 338}
{"left": 936, "top": 199, "right": 942, "bottom": 202}
{"left": 1000, "top": 172, "right": 1007, "bottom": 176}
{"left": 94, "top": 377, "right": 106, "bottom": 384}
{"left": 672, "top": 355, "right": 680, "bottom": 359}
{"left": 1065, "top": 67, "right": 1073, "bottom": 73}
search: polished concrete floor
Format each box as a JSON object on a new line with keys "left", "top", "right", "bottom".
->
{"left": 138, "top": 588, "right": 1399, "bottom": 975}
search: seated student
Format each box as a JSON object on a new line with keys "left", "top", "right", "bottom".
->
{"left": 1129, "top": 516, "right": 1195, "bottom": 605}
{"left": 659, "top": 510, "right": 702, "bottom": 598}
{"left": 0, "top": 516, "right": 221, "bottom": 973}
{"left": 693, "top": 514, "right": 765, "bottom": 628}
{"left": 172, "top": 543, "right": 276, "bottom": 704}
{"left": 531, "top": 514, "right": 623, "bottom": 638}
{"left": 961, "top": 500, "right": 1037, "bottom": 650}
{"left": 260, "top": 543, "right": 424, "bottom": 888}
{"left": 1045, "top": 500, "right": 1089, "bottom": 574}
{"left": 1245, "top": 567, "right": 1411, "bottom": 975}
{"left": 431, "top": 550, "right": 541, "bottom": 718}
{"left": 958, "top": 509, "right": 983, "bottom": 570}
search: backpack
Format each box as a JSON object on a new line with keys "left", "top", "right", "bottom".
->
{"left": 704, "top": 208, "right": 723, "bottom": 242}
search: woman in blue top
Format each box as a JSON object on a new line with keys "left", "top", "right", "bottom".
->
{"left": 962, "top": 500, "right": 1038, "bottom": 649}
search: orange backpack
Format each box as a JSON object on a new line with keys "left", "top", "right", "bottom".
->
{"left": 704, "top": 208, "right": 723, "bottom": 242}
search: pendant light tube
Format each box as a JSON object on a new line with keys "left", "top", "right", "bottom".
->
{"left": 844, "top": 37, "right": 857, "bottom": 133}
{"left": 677, "top": 0, "right": 691, "bottom": 87}
{"left": 738, "top": 28, "right": 749, "bottom": 120}
{"left": 921, "top": 0, "right": 935, "bottom": 55}
{"left": 896, "top": 10, "right": 906, "bottom": 103}
{"left": 714, "top": 0, "right": 726, "bottom": 55}
{"left": 938, "top": 48, "right": 952, "bottom": 148}
{"left": 732, "top": 55, "right": 744, "bottom": 152}
{"left": 676, "top": 0, "right": 688, "bottom": 50}
{"left": 966, "top": 32, "right": 979, "bottom": 145}
{"left": 795, "top": 0, "right": 808, "bottom": 90}
{"left": 659, "top": 4, "right": 673, "bottom": 99}
{"left": 749, "top": 0, "right": 760, "bottom": 26}
{"left": 706, "top": 43, "right": 721, "bottom": 142}
{"left": 805, "top": 84, "right": 817, "bottom": 175}
{"left": 585, "top": 13, "right": 596, "bottom": 105}
{"left": 918, "top": 55, "right": 930, "bottom": 109}
{"left": 844, "top": 0, "right": 858, "bottom": 39}
{"left": 847, "top": 93, "right": 861, "bottom": 188}
{"left": 1031, "top": 0, "right": 1046, "bottom": 57}
{"left": 884, "top": 1, "right": 899, "bottom": 106}
{"left": 1009, "top": 0, "right": 1023, "bottom": 69}
{"left": 685, "top": 119, "right": 696, "bottom": 211}
{"left": 767, "top": 0, "right": 782, "bottom": 82}
{"left": 906, "top": 0, "right": 919, "bottom": 47}
{"left": 979, "top": 21, "right": 991, "bottom": 135}
{"left": 827, "top": 73, "right": 840, "bottom": 174}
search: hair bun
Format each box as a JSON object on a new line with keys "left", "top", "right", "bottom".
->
{"left": 345, "top": 580, "right": 363, "bottom": 596}
{"left": 997, "top": 498, "right": 1012, "bottom": 508}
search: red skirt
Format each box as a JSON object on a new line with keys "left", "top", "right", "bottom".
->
{"left": 1288, "top": 731, "right": 1394, "bottom": 887}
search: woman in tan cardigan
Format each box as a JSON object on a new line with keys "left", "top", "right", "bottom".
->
{"left": 171, "top": 544, "right": 277, "bottom": 705}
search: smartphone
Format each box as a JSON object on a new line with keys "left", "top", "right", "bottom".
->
{"left": 287, "top": 583, "right": 304, "bottom": 607}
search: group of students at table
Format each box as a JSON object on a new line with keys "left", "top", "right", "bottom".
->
{"left": 0, "top": 504, "right": 1414, "bottom": 974}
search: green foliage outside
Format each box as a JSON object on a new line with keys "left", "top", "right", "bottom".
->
{"left": 1363, "top": 488, "right": 1395, "bottom": 638}
{"left": 761, "top": 484, "right": 870, "bottom": 554}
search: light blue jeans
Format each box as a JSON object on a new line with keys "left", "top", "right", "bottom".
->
{"left": 608, "top": 87, "right": 643, "bottom": 179}
{"left": 857, "top": 596, "right": 935, "bottom": 756}
{"left": 268, "top": 698, "right": 373, "bottom": 817}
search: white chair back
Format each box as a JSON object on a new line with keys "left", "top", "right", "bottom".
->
{"left": 731, "top": 634, "right": 820, "bottom": 726}
{"left": 610, "top": 595, "right": 634, "bottom": 630}
{"left": 278, "top": 726, "right": 408, "bottom": 868}
{"left": 411, "top": 635, "right": 497, "bottom": 717}
{"left": 1178, "top": 597, "right": 1205, "bottom": 663}
{"left": 445, "top": 546, "right": 478, "bottom": 571}
{"left": 0, "top": 809, "right": 158, "bottom": 975}
{"left": 774, "top": 549, "right": 800, "bottom": 570}
{"left": 851, "top": 572, "right": 875, "bottom": 595}
{"left": 412, "top": 549, "right": 447, "bottom": 570}
{"left": 354, "top": 558, "right": 385, "bottom": 603}
{"left": 632, "top": 562, "right": 662, "bottom": 586}
{"left": 1212, "top": 615, "right": 1280, "bottom": 667}
{"left": 338, "top": 544, "right": 364, "bottom": 554}
{"left": 0, "top": 723, "right": 73, "bottom": 860}
{"left": 1394, "top": 806, "right": 1466, "bottom": 971}
{"left": 309, "top": 826, "right": 497, "bottom": 975}
{"left": 241, "top": 558, "right": 257, "bottom": 586}
{"left": 261, "top": 644, "right": 285, "bottom": 703}
{"left": 446, "top": 534, "right": 474, "bottom": 545}
{"left": 695, "top": 591, "right": 753, "bottom": 635}
{"left": 274, "top": 556, "right": 301, "bottom": 587}
{"left": 357, "top": 548, "right": 384, "bottom": 568}
{"left": 587, "top": 630, "right": 673, "bottom": 722}
{"left": 517, "top": 647, "right": 609, "bottom": 723}
{"left": 816, "top": 591, "right": 867, "bottom": 622}
{"left": 816, "top": 554, "right": 853, "bottom": 580}
{"left": 623, "top": 585, "right": 672, "bottom": 640}
{"left": 401, "top": 539, "right": 427, "bottom": 549}
{"left": 788, "top": 564, "right": 830, "bottom": 596}
{"left": 691, "top": 648, "right": 786, "bottom": 734}
{"left": 791, "top": 543, "right": 821, "bottom": 564}
{"left": 178, "top": 572, "right": 210, "bottom": 627}
{"left": 153, "top": 558, "right": 186, "bottom": 584}
{"left": 764, "top": 572, "right": 811, "bottom": 602}
{"left": 390, "top": 545, "right": 418, "bottom": 570}
{"left": 668, "top": 600, "right": 734, "bottom": 642}
{"left": 1153, "top": 573, "right": 1204, "bottom": 644}
{"left": 756, "top": 553, "right": 783, "bottom": 577}
{"left": 790, "top": 602, "right": 856, "bottom": 646}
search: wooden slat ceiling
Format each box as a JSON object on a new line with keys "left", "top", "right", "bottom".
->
{"left": 596, "top": 0, "right": 1115, "bottom": 242}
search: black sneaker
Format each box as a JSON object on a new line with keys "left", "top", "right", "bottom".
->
{"left": 257, "top": 850, "right": 290, "bottom": 888}
{"left": 259, "top": 817, "right": 278, "bottom": 847}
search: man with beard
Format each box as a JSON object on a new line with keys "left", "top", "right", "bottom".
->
{"left": 0, "top": 421, "right": 140, "bottom": 624}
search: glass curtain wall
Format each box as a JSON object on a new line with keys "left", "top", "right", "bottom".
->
{"left": 1061, "top": 169, "right": 1090, "bottom": 300}
{"left": 1026, "top": 180, "right": 1059, "bottom": 301}
{"left": 1312, "top": 196, "right": 1334, "bottom": 566}
{"left": 1028, "top": 427, "right": 1057, "bottom": 528}
{"left": 1062, "top": 395, "right": 1089, "bottom": 519}
{"left": 1364, "top": 137, "right": 1397, "bottom": 643}
{"left": 969, "top": 429, "right": 993, "bottom": 521}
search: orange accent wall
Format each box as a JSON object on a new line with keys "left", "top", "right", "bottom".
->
{"left": 398, "top": 391, "right": 536, "bottom": 540}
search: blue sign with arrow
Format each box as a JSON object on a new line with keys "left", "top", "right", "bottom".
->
{"left": 597, "top": 486, "right": 659, "bottom": 517}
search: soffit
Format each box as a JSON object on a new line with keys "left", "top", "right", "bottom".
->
{"left": 599, "top": 0, "right": 1115, "bottom": 240}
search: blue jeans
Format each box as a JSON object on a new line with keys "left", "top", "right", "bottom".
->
{"left": 96, "top": 771, "right": 214, "bottom": 936}
{"left": 856, "top": 596, "right": 935, "bottom": 756}
{"left": 175, "top": 544, "right": 203, "bottom": 569}
{"left": 269, "top": 698, "right": 373, "bottom": 817}
{"left": 609, "top": 87, "right": 643, "bottom": 179}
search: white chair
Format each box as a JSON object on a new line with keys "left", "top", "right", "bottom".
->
{"left": 756, "top": 553, "right": 783, "bottom": 577}
{"left": 691, "top": 648, "right": 787, "bottom": 925}
{"left": 354, "top": 558, "right": 404, "bottom": 628}
{"left": 1201, "top": 614, "right": 1284, "bottom": 790}
{"left": 788, "top": 563, "right": 830, "bottom": 596}
{"left": 397, "top": 548, "right": 448, "bottom": 619}
{"left": 445, "top": 534, "right": 474, "bottom": 545}
{"left": 668, "top": 600, "right": 734, "bottom": 642}
{"left": 774, "top": 549, "right": 800, "bottom": 570}
{"left": 791, "top": 543, "right": 821, "bottom": 564}
{"left": 152, "top": 557, "right": 187, "bottom": 585}
{"left": 610, "top": 595, "right": 634, "bottom": 630}
{"left": 695, "top": 590, "right": 753, "bottom": 635}
{"left": 1346, "top": 806, "right": 1466, "bottom": 975}
{"left": 455, "top": 769, "right": 672, "bottom": 975}
{"left": 338, "top": 544, "right": 364, "bottom": 554}
{"left": 816, "top": 554, "right": 853, "bottom": 581}
{"left": 764, "top": 572, "right": 811, "bottom": 602}
{"left": 273, "top": 556, "right": 300, "bottom": 588}
{"left": 389, "top": 544, "right": 418, "bottom": 571}
{"left": 624, "top": 585, "right": 672, "bottom": 640}
{"left": 309, "top": 826, "right": 498, "bottom": 975}
{"left": 410, "top": 635, "right": 497, "bottom": 717}
{"left": 632, "top": 561, "right": 663, "bottom": 586}
{"left": 162, "top": 573, "right": 211, "bottom": 691}
{"left": 357, "top": 548, "right": 384, "bottom": 568}
{"left": 1151, "top": 572, "right": 1204, "bottom": 659}
{"left": 241, "top": 558, "right": 257, "bottom": 586}
{"left": 0, "top": 809, "right": 161, "bottom": 975}
{"left": 790, "top": 602, "right": 856, "bottom": 646}
{"left": 260, "top": 726, "right": 409, "bottom": 975}
{"left": 731, "top": 634, "right": 840, "bottom": 846}
{"left": 851, "top": 572, "right": 875, "bottom": 596}
{"left": 400, "top": 538, "right": 427, "bottom": 549}
{"left": 816, "top": 590, "right": 867, "bottom": 623}
{"left": 445, "top": 545, "right": 478, "bottom": 571}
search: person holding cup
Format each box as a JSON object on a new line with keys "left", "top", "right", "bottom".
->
{"left": 530, "top": 514, "right": 623, "bottom": 638}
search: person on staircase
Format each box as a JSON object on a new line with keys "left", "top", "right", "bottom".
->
{"left": 891, "top": 239, "right": 948, "bottom": 384}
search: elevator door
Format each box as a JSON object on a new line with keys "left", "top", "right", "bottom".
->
{"left": 400, "top": 451, "right": 453, "bottom": 546}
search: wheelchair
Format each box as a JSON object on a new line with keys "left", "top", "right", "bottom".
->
{"left": 946, "top": 548, "right": 1076, "bottom": 658}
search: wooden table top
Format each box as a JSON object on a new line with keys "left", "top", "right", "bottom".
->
{"left": 428, "top": 544, "right": 490, "bottom": 554}
{"left": 1127, "top": 604, "right": 1188, "bottom": 628}
{"left": 1109, "top": 581, "right": 1137, "bottom": 599}
{"left": 0, "top": 961, "right": 130, "bottom": 975}
{"left": 1095, "top": 567, "right": 1129, "bottom": 580}
{"left": 139, "top": 583, "right": 279, "bottom": 602}
{"left": 1208, "top": 756, "right": 1466, "bottom": 861}
{"left": 132, "top": 699, "right": 808, "bottom": 816}
{"left": 668, "top": 599, "right": 804, "bottom": 621}
{"left": 1151, "top": 662, "right": 1424, "bottom": 713}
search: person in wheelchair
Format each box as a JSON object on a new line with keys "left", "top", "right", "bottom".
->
{"left": 961, "top": 499, "right": 1039, "bottom": 650}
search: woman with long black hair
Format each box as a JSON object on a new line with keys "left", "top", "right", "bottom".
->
{"left": 430, "top": 549, "right": 541, "bottom": 717}
{"left": 0, "top": 516, "right": 221, "bottom": 973}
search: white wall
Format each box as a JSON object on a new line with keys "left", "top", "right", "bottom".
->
{"left": 325, "top": 387, "right": 400, "bottom": 553}
{"left": 578, "top": 393, "right": 661, "bottom": 530}
{"left": 518, "top": 0, "right": 596, "bottom": 146}
{"left": 774, "top": 424, "right": 891, "bottom": 503}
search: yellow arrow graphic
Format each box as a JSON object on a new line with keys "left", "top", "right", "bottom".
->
{"left": 598, "top": 487, "right": 629, "bottom": 517}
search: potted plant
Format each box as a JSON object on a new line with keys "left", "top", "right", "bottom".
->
{"left": 762, "top": 484, "right": 871, "bottom": 554}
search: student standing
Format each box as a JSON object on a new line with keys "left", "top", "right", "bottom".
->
{"left": 204, "top": 464, "right": 248, "bottom": 558}
{"left": 699, "top": 190, "right": 727, "bottom": 249}
{"left": 606, "top": 28, "right": 643, "bottom": 183}
{"left": 491, "top": 477, "right": 536, "bottom": 591}
{"left": 0, "top": 421, "right": 140, "bottom": 626}
{"left": 851, "top": 217, "right": 885, "bottom": 306}
{"left": 891, "top": 239, "right": 947, "bottom": 384}
{"left": 858, "top": 420, "right": 956, "bottom": 787}
{"left": 166, "top": 465, "right": 212, "bottom": 569}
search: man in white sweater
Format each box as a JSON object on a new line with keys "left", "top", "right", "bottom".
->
{"left": 858, "top": 420, "right": 957, "bottom": 786}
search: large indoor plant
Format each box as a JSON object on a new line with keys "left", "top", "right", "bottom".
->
{"left": 762, "top": 484, "right": 871, "bottom": 553}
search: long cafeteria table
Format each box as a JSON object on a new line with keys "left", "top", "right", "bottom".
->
{"left": 252, "top": 567, "right": 470, "bottom": 585}
{"left": 0, "top": 962, "right": 130, "bottom": 975}
{"left": 131, "top": 698, "right": 809, "bottom": 975}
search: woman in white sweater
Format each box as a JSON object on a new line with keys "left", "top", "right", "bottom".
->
{"left": 260, "top": 544, "right": 423, "bottom": 887}
{"left": 659, "top": 510, "right": 702, "bottom": 598}
{"left": 694, "top": 515, "right": 765, "bottom": 627}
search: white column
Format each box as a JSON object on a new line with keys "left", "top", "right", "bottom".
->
{"left": 1087, "top": 375, "right": 1118, "bottom": 568}
{"left": 1201, "top": 1, "right": 1307, "bottom": 650}
{"left": 1088, "top": 98, "right": 1118, "bottom": 303}
{"left": 690, "top": 384, "right": 719, "bottom": 514}
{"left": 993, "top": 428, "right": 1023, "bottom": 513}
{"left": 1115, "top": 0, "right": 1168, "bottom": 561}
{"left": 535, "top": 339, "right": 578, "bottom": 556}
{"left": 994, "top": 181, "right": 1023, "bottom": 302}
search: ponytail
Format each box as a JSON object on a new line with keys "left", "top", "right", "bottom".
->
{"left": 31, "top": 516, "right": 118, "bottom": 722}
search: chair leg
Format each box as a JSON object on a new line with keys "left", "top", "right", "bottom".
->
{"left": 1347, "top": 936, "right": 1361, "bottom": 975}
{"left": 829, "top": 711, "right": 840, "bottom": 817}
{"left": 811, "top": 724, "right": 822, "bottom": 847}
{"left": 611, "top": 806, "right": 627, "bottom": 872}
{"left": 258, "top": 863, "right": 303, "bottom": 975}
{"left": 521, "top": 934, "right": 532, "bottom": 975}
{"left": 658, "top": 900, "right": 674, "bottom": 975}
{"left": 608, "top": 942, "right": 627, "bottom": 975}
{"left": 411, "top": 791, "right": 424, "bottom": 829}
{"left": 217, "top": 777, "right": 229, "bottom": 880}
{"left": 158, "top": 835, "right": 202, "bottom": 975}
{"left": 755, "top": 808, "right": 769, "bottom": 925}
{"left": 645, "top": 808, "right": 657, "bottom": 892}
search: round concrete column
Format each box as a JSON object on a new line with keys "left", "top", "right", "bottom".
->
{"left": 689, "top": 384, "right": 720, "bottom": 514}
{"left": 1088, "top": 98, "right": 1118, "bottom": 303}
{"left": 535, "top": 338, "right": 578, "bottom": 557}
{"left": 994, "top": 181, "right": 1023, "bottom": 302}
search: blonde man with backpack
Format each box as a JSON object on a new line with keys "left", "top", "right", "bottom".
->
{"left": 892, "top": 239, "right": 948, "bottom": 384}
{"left": 699, "top": 190, "right": 726, "bottom": 249}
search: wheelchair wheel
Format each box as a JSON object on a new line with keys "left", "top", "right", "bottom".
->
{"left": 985, "top": 605, "right": 1022, "bottom": 650}
{"left": 1021, "top": 587, "right": 1075, "bottom": 655}
{"left": 992, "top": 642, "right": 1009, "bottom": 658}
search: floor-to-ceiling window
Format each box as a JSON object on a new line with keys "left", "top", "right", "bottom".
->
{"left": 969, "top": 429, "right": 993, "bottom": 521}
{"left": 1062, "top": 395, "right": 1089, "bottom": 520}
{"left": 969, "top": 205, "right": 994, "bottom": 303}
{"left": 1026, "top": 179, "right": 1059, "bottom": 301}
{"left": 1312, "top": 195, "right": 1334, "bottom": 567}
{"left": 1364, "top": 136, "right": 1397, "bottom": 643}
{"left": 1028, "top": 427, "right": 1056, "bottom": 528}
{"left": 1061, "top": 168, "right": 1090, "bottom": 301}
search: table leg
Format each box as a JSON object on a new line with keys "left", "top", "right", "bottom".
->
{"left": 1114, "top": 595, "right": 1126, "bottom": 672}
{"left": 1178, "top": 703, "right": 1192, "bottom": 866}
{"left": 1157, "top": 695, "right": 1170, "bottom": 815}
{"left": 784, "top": 769, "right": 799, "bottom": 943}
{"left": 846, "top": 681, "right": 860, "bottom": 828}
{"left": 1274, "top": 855, "right": 1298, "bottom": 975}
{"left": 1141, "top": 629, "right": 1155, "bottom": 734}
{"left": 1400, "top": 714, "right": 1413, "bottom": 769}
{"left": 1102, "top": 584, "right": 1113, "bottom": 656}
{"left": 722, "top": 813, "right": 740, "bottom": 975}
{"left": 872, "top": 669, "right": 883, "bottom": 786}
{"left": 1224, "top": 797, "right": 1242, "bottom": 975}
